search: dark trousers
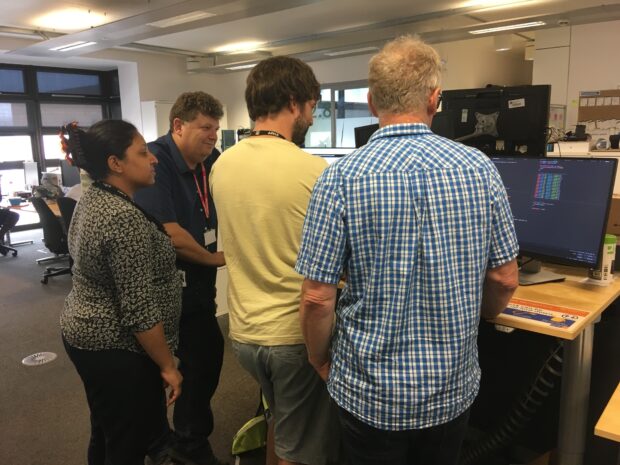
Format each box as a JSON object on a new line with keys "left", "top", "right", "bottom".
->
{"left": 63, "top": 338, "right": 167, "bottom": 465}
{"left": 337, "top": 405, "right": 470, "bottom": 465}
{"left": 147, "top": 306, "right": 225, "bottom": 458}
{"left": 172, "top": 306, "right": 225, "bottom": 447}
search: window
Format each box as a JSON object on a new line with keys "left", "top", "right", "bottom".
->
{"left": 42, "top": 134, "right": 65, "bottom": 160}
{"left": 37, "top": 71, "right": 101, "bottom": 95}
{"left": 0, "top": 135, "right": 33, "bottom": 162}
{"left": 305, "top": 89, "right": 333, "bottom": 147}
{"left": 304, "top": 82, "right": 378, "bottom": 148}
{"left": 40, "top": 103, "right": 103, "bottom": 127}
{"left": 335, "top": 88, "right": 377, "bottom": 148}
{"left": 0, "top": 69, "right": 25, "bottom": 93}
{"left": 0, "top": 102, "right": 28, "bottom": 127}
{"left": 0, "top": 65, "right": 118, "bottom": 231}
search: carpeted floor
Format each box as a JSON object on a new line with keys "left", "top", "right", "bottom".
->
{"left": 0, "top": 229, "right": 262, "bottom": 465}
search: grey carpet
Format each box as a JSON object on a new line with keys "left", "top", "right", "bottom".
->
{"left": 0, "top": 229, "right": 262, "bottom": 465}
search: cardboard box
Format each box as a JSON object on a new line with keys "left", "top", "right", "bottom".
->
{"left": 607, "top": 196, "right": 620, "bottom": 236}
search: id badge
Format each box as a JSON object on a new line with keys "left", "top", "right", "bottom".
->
{"left": 204, "top": 228, "right": 216, "bottom": 247}
{"left": 178, "top": 269, "right": 187, "bottom": 288}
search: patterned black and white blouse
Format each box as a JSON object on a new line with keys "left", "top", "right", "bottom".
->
{"left": 61, "top": 183, "right": 182, "bottom": 353}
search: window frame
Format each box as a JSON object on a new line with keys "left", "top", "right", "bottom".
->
{"left": 0, "top": 64, "right": 118, "bottom": 230}
{"left": 309, "top": 79, "right": 377, "bottom": 148}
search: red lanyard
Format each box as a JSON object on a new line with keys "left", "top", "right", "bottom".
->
{"left": 193, "top": 163, "right": 210, "bottom": 220}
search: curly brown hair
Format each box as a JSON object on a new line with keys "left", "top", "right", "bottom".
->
{"left": 169, "top": 91, "right": 224, "bottom": 130}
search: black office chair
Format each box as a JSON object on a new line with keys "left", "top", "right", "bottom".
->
{"left": 0, "top": 208, "right": 19, "bottom": 257}
{"left": 31, "top": 197, "right": 72, "bottom": 284}
{"left": 56, "top": 197, "right": 77, "bottom": 235}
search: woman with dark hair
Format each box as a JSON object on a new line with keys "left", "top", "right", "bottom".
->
{"left": 59, "top": 120, "right": 182, "bottom": 465}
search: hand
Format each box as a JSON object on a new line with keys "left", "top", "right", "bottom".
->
{"left": 208, "top": 251, "right": 225, "bottom": 267}
{"left": 313, "top": 360, "right": 331, "bottom": 382}
{"left": 161, "top": 367, "right": 183, "bottom": 406}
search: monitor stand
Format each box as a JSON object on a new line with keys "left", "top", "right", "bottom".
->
{"left": 518, "top": 258, "right": 566, "bottom": 286}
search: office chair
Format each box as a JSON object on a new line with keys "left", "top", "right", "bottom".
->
{"left": 0, "top": 208, "right": 19, "bottom": 257}
{"left": 31, "top": 197, "right": 72, "bottom": 284}
{"left": 56, "top": 197, "right": 77, "bottom": 235}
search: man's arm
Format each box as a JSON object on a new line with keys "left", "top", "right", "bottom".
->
{"left": 299, "top": 279, "right": 338, "bottom": 381}
{"left": 163, "top": 222, "right": 225, "bottom": 267}
{"left": 480, "top": 258, "right": 519, "bottom": 320}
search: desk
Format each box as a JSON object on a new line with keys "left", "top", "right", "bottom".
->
{"left": 11, "top": 200, "right": 60, "bottom": 218}
{"left": 595, "top": 382, "right": 620, "bottom": 465}
{"left": 491, "top": 264, "right": 620, "bottom": 465}
{"left": 595, "top": 382, "right": 620, "bottom": 442}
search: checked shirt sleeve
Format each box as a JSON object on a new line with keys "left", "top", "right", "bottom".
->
{"left": 488, "top": 168, "right": 519, "bottom": 268}
{"left": 296, "top": 172, "right": 347, "bottom": 284}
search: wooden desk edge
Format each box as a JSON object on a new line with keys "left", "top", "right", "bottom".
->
{"left": 594, "top": 382, "right": 620, "bottom": 442}
{"left": 492, "top": 265, "right": 620, "bottom": 340}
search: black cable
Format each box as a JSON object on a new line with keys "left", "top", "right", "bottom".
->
{"left": 460, "top": 339, "right": 563, "bottom": 465}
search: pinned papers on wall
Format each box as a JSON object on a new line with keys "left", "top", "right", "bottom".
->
{"left": 578, "top": 89, "right": 620, "bottom": 122}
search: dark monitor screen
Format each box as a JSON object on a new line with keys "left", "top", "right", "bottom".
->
{"left": 354, "top": 123, "right": 379, "bottom": 148}
{"left": 60, "top": 160, "right": 81, "bottom": 187}
{"left": 438, "top": 85, "right": 550, "bottom": 157}
{"left": 491, "top": 156, "right": 617, "bottom": 269}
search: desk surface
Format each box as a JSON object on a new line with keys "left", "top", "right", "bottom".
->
{"left": 11, "top": 200, "right": 60, "bottom": 218}
{"left": 492, "top": 264, "right": 620, "bottom": 340}
{"left": 595, "top": 382, "right": 620, "bottom": 442}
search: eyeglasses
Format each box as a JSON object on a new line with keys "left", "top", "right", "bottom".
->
{"left": 437, "top": 92, "right": 443, "bottom": 110}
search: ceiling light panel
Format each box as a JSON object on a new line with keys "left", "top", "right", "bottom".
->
{"left": 49, "top": 41, "right": 97, "bottom": 52}
{"left": 214, "top": 41, "right": 265, "bottom": 53}
{"left": 33, "top": 8, "right": 107, "bottom": 32}
{"left": 469, "top": 21, "right": 546, "bottom": 34}
{"left": 147, "top": 11, "right": 216, "bottom": 28}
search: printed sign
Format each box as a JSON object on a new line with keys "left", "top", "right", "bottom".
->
{"left": 501, "top": 297, "right": 588, "bottom": 330}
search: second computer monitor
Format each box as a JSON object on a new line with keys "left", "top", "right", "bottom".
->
{"left": 491, "top": 156, "right": 617, "bottom": 270}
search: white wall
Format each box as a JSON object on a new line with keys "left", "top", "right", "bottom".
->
{"left": 213, "top": 35, "right": 532, "bottom": 129}
{"left": 532, "top": 20, "right": 620, "bottom": 131}
{"left": 566, "top": 20, "right": 620, "bottom": 129}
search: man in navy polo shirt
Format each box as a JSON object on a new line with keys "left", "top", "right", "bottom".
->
{"left": 135, "top": 91, "right": 226, "bottom": 465}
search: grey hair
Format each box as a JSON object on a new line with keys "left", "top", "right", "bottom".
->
{"left": 368, "top": 35, "right": 442, "bottom": 115}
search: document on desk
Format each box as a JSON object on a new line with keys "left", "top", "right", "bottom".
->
{"left": 500, "top": 297, "right": 589, "bottom": 334}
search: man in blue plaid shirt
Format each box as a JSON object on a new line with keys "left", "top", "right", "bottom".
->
{"left": 296, "top": 36, "right": 519, "bottom": 465}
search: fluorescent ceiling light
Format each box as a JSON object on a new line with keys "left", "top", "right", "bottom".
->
{"left": 469, "top": 21, "right": 546, "bottom": 34}
{"left": 324, "top": 46, "right": 379, "bottom": 57}
{"left": 225, "top": 63, "right": 257, "bottom": 70}
{"left": 34, "top": 8, "right": 106, "bottom": 32}
{"left": 147, "top": 11, "right": 215, "bottom": 28}
{"left": 50, "top": 41, "right": 97, "bottom": 52}
{"left": 461, "top": 0, "right": 531, "bottom": 10}
{"left": 215, "top": 41, "right": 264, "bottom": 53}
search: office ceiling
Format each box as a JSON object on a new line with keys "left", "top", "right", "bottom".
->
{"left": 1, "top": 0, "right": 620, "bottom": 72}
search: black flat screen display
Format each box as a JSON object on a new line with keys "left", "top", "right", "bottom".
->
{"left": 491, "top": 156, "right": 617, "bottom": 268}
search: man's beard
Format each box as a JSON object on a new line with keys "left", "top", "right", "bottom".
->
{"left": 291, "top": 114, "right": 310, "bottom": 147}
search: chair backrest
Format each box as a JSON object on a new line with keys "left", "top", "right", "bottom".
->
{"left": 56, "top": 197, "right": 77, "bottom": 234}
{"left": 31, "top": 197, "right": 68, "bottom": 255}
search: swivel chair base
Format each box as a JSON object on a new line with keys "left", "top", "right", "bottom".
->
{"left": 41, "top": 265, "right": 72, "bottom": 284}
{"left": 0, "top": 244, "right": 18, "bottom": 257}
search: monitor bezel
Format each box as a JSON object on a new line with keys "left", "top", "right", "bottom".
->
{"left": 491, "top": 155, "right": 617, "bottom": 269}
{"left": 440, "top": 85, "right": 551, "bottom": 157}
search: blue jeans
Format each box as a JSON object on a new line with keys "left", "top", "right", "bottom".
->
{"left": 337, "top": 405, "right": 470, "bottom": 465}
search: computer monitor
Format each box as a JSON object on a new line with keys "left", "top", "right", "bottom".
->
{"left": 302, "top": 147, "right": 353, "bottom": 165}
{"left": 438, "top": 85, "right": 551, "bottom": 157}
{"left": 60, "top": 160, "right": 81, "bottom": 187}
{"left": 491, "top": 156, "right": 617, "bottom": 285}
{"left": 354, "top": 123, "right": 379, "bottom": 148}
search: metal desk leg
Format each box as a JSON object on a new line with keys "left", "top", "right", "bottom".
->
{"left": 557, "top": 324, "right": 594, "bottom": 465}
